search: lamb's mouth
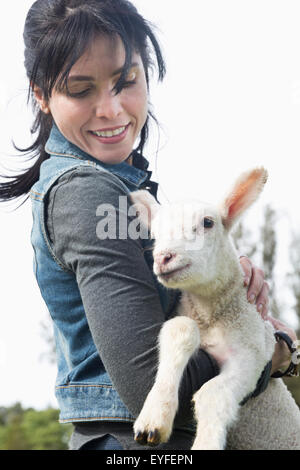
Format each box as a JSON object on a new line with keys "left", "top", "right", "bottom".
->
{"left": 157, "top": 263, "right": 191, "bottom": 282}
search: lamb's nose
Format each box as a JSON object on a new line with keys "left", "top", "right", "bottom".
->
{"left": 156, "top": 252, "right": 176, "bottom": 268}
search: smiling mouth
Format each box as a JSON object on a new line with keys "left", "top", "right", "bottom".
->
{"left": 90, "top": 124, "right": 130, "bottom": 138}
{"left": 89, "top": 123, "right": 131, "bottom": 144}
{"left": 157, "top": 264, "right": 191, "bottom": 281}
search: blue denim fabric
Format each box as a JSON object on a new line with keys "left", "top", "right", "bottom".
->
{"left": 79, "top": 435, "right": 123, "bottom": 450}
{"left": 30, "top": 124, "right": 179, "bottom": 424}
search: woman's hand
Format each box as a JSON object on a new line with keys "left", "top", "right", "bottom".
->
{"left": 239, "top": 256, "right": 269, "bottom": 319}
{"left": 267, "top": 316, "right": 298, "bottom": 375}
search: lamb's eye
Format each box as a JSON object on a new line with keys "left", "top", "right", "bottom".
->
{"left": 203, "top": 217, "right": 214, "bottom": 228}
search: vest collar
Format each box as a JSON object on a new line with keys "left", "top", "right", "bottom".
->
{"left": 45, "top": 123, "right": 152, "bottom": 189}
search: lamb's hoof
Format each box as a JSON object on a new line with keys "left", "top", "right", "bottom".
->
{"left": 134, "top": 429, "right": 161, "bottom": 446}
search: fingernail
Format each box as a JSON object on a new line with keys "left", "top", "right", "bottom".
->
{"left": 249, "top": 293, "right": 256, "bottom": 303}
{"left": 244, "top": 277, "right": 249, "bottom": 286}
{"left": 257, "top": 304, "right": 263, "bottom": 313}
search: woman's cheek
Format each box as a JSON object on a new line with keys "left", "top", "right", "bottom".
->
{"left": 136, "top": 91, "right": 149, "bottom": 127}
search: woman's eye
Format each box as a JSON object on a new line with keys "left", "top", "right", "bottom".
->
{"left": 122, "top": 71, "right": 137, "bottom": 88}
{"left": 127, "top": 71, "right": 137, "bottom": 81}
{"left": 203, "top": 218, "right": 214, "bottom": 229}
{"left": 125, "top": 71, "right": 137, "bottom": 83}
{"left": 123, "top": 77, "right": 137, "bottom": 87}
{"left": 112, "top": 70, "right": 138, "bottom": 94}
{"left": 66, "top": 86, "right": 92, "bottom": 98}
{"left": 70, "top": 89, "right": 91, "bottom": 98}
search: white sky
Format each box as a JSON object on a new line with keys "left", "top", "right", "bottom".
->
{"left": 0, "top": 0, "right": 300, "bottom": 409}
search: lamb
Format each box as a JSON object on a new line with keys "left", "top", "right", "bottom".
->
{"left": 130, "top": 167, "right": 300, "bottom": 450}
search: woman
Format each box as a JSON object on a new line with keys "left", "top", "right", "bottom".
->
{"left": 0, "top": 0, "right": 296, "bottom": 450}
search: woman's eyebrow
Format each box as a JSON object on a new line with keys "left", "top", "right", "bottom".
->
{"left": 68, "top": 76, "right": 93, "bottom": 82}
{"left": 68, "top": 62, "right": 139, "bottom": 82}
{"left": 112, "top": 62, "right": 139, "bottom": 77}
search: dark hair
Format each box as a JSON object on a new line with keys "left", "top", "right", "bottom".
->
{"left": 0, "top": 0, "right": 166, "bottom": 204}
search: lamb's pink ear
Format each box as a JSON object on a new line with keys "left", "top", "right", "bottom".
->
{"left": 220, "top": 167, "right": 268, "bottom": 231}
{"left": 130, "top": 190, "right": 160, "bottom": 230}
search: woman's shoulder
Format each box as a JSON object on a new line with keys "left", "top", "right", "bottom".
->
{"left": 47, "top": 164, "right": 130, "bottom": 211}
{"left": 46, "top": 164, "right": 132, "bottom": 235}
{"left": 46, "top": 165, "right": 132, "bottom": 246}
{"left": 52, "top": 164, "right": 129, "bottom": 196}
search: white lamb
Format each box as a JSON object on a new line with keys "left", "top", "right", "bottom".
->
{"left": 130, "top": 167, "right": 300, "bottom": 450}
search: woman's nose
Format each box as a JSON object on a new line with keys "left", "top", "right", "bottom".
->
{"left": 94, "top": 89, "right": 123, "bottom": 120}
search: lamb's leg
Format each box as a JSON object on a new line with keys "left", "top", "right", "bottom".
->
{"left": 133, "top": 316, "right": 200, "bottom": 446}
{"left": 191, "top": 355, "right": 260, "bottom": 450}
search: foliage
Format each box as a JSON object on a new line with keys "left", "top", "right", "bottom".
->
{"left": 0, "top": 403, "right": 72, "bottom": 450}
{"left": 260, "top": 205, "right": 277, "bottom": 285}
{"left": 260, "top": 205, "right": 281, "bottom": 318}
{"left": 283, "top": 378, "right": 300, "bottom": 408}
{"left": 289, "top": 232, "right": 300, "bottom": 337}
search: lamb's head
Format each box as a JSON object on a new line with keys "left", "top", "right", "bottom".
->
{"left": 130, "top": 168, "right": 268, "bottom": 293}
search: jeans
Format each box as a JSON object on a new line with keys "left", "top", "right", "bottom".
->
{"left": 80, "top": 434, "right": 123, "bottom": 450}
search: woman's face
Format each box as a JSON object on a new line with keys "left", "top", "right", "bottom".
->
{"left": 35, "top": 35, "right": 148, "bottom": 164}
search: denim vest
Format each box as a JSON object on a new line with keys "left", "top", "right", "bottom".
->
{"left": 30, "top": 124, "right": 179, "bottom": 424}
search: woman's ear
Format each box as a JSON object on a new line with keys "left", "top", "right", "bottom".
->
{"left": 32, "top": 85, "right": 50, "bottom": 114}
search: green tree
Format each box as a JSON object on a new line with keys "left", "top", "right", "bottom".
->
{"left": 286, "top": 232, "right": 300, "bottom": 409}
{"left": 0, "top": 414, "right": 29, "bottom": 450}
{"left": 260, "top": 205, "right": 280, "bottom": 318}
{"left": 289, "top": 232, "right": 300, "bottom": 336}
{"left": 22, "top": 408, "right": 71, "bottom": 450}
{"left": 0, "top": 403, "right": 72, "bottom": 450}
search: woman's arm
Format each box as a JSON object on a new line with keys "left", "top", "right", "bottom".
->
{"left": 46, "top": 167, "right": 219, "bottom": 424}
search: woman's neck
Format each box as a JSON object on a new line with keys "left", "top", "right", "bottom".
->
{"left": 126, "top": 155, "right": 133, "bottom": 165}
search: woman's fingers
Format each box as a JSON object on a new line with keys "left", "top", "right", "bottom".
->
{"left": 239, "top": 256, "right": 253, "bottom": 287}
{"left": 267, "top": 316, "right": 298, "bottom": 343}
{"left": 239, "top": 256, "right": 269, "bottom": 317}
{"left": 255, "top": 281, "right": 270, "bottom": 320}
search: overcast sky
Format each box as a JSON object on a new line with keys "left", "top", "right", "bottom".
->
{"left": 1, "top": 0, "right": 300, "bottom": 410}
